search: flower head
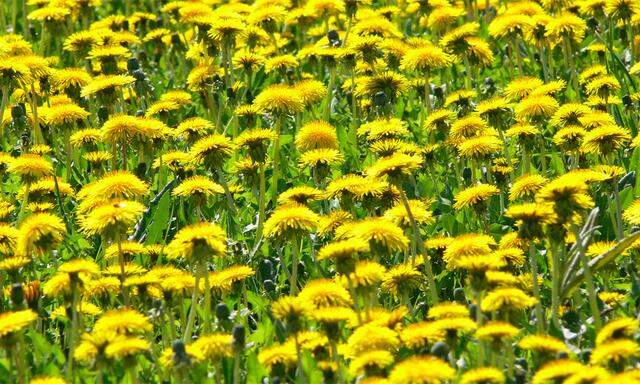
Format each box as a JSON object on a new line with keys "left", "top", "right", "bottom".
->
{"left": 0, "top": 309, "right": 37, "bottom": 338}
{"left": 453, "top": 184, "right": 500, "bottom": 210}
{"left": 8, "top": 154, "right": 52, "bottom": 183}
{"left": 80, "top": 200, "right": 145, "bottom": 239}
{"left": 263, "top": 204, "right": 319, "bottom": 239}
{"left": 366, "top": 153, "right": 422, "bottom": 181}
{"left": 481, "top": 287, "right": 537, "bottom": 312}
{"left": 350, "top": 217, "right": 409, "bottom": 254}
{"left": 17, "top": 213, "right": 66, "bottom": 257}
{"left": 165, "top": 222, "right": 227, "bottom": 261}
{"left": 253, "top": 84, "right": 304, "bottom": 115}
{"left": 581, "top": 125, "right": 631, "bottom": 156}
{"left": 296, "top": 121, "right": 338, "bottom": 151}
{"left": 389, "top": 356, "right": 455, "bottom": 384}
{"left": 400, "top": 44, "right": 454, "bottom": 72}
{"left": 190, "top": 134, "right": 234, "bottom": 169}
{"left": 461, "top": 367, "right": 505, "bottom": 384}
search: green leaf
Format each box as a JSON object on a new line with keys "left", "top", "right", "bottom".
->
{"left": 146, "top": 193, "right": 172, "bottom": 244}
{"left": 30, "top": 329, "right": 64, "bottom": 365}
{"left": 549, "top": 152, "right": 566, "bottom": 175}
{"left": 561, "top": 231, "right": 640, "bottom": 298}
{"left": 248, "top": 316, "right": 274, "bottom": 346}
{"left": 300, "top": 350, "right": 324, "bottom": 384}
{"left": 245, "top": 351, "right": 267, "bottom": 384}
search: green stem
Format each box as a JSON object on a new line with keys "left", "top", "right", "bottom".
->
{"left": 550, "top": 240, "right": 561, "bottom": 329}
{"left": 29, "top": 85, "right": 42, "bottom": 145}
{"left": 128, "top": 364, "right": 138, "bottom": 384}
{"left": 11, "top": 0, "right": 17, "bottom": 34}
{"left": 40, "top": 23, "right": 48, "bottom": 56}
{"left": 347, "top": 278, "right": 363, "bottom": 325}
{"left": 202, "top": 260, "right": 212, "bottom": 333}
{"left": 331, "top": 342, "right": 344, "bottom": 384}
{"left": 167, "top": 297, "right": 177, "bottom": 341}
{"left": 399, "top": 189, "right": 439, "bottom": 303}
{"left": 117, "top": 233, "right": 129, "bottom": 306}
{"left": 65, "top": 131, "right": 72, "bottom": 182}
{"left": 497, "top": 128, "right": 513, "bottom": 177}
{"left": 350, "top": 68, "right": 358, "bottom": 123}
{"left": 233, "top": 352, "right": 241, "bottom": 384}
{"left": 14, "top": 342, "right": 26, "bottom": 384}
{"left": 529, "top": 243, "right": 545, "bottom": 333}
{"left": 475, "top": 289, "right": 485, "bottom": 366}
{"left": 0, "top": 86, "right": 8, "bottom": 151}
{"left": 66, "top": 278, "right": 80, "bottom": 382}
{"left": 22, "top": 0, "right": 29, "bottom": 40}
{"left": 511, "top": 37, "right": 523, "bottom": 77}
{"left": 342, "top": 17, "right": 353, "bottom": 47}
{"left": 16, "top": 182, "right": 30, "bottom": 224}
{"left": 463, "top": 55, "right": 472, "bottom": 89}
{"left": 522, "top": 148, "right": 531, "bottom": 175}
{"left": 270, "top": 118, "right": 282, "bottom": 204}
{"left": 537, "top": 137, "right": 548, "bottom": 176}
{"left": 538, "top": 45, "right": 549, "bottom": 81}
{"left": 613, "top": 183, "right": 624, "bottom": 241}
{"left": 424, "top": 71, "right": 431, "bottom": 114}
{"left": 571, "top": 223, "right": 602, "bottom": 330}
{"left": 253, "top": 163, "right": 266, "bottom": 249}
{"left": 216, "top": 167, "right": 239, "bottom": 229}
{"left": 290, "top": 236, "right": 300, "bottom": 295}
{"left": 183, "top": 272, "right": 201, "bottom": 341}
{"left": 324, "top": 67, "right": 336, "bottom": 119}
{"left": 293, "top": 333, "right": 306, "bottom": 384}
{"left": 563, "top": 37, "right": 580, "bottom": 101}
{"left": 629, "top": 23, "right": 635, "bottom": 64}
{"left": 505, "top": 318, "right": 515, "bottom": 379}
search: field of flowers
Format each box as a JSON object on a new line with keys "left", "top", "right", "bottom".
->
{"left": 3, "top": 0, "right": 640, "bottom": 383}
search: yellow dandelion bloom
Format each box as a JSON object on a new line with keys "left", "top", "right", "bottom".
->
{"left": 165, "top": 222, "right": 227, "bottom": 260}
{"left": 0, "top": 309, "right": 37, "bottom": 338}
{"left": 453, "top": 184, "right": 500, "bottom": 210}
{"left": 389, "top": 356, "right": 455, "bottom": 384}
{"left": 17, "top": 213, "right": 66, "bottom": 257}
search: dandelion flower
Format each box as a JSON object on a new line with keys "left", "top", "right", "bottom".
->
{"left": 80, "top": 200, "right": 145, "bottom": 238}
{"left": 591, "top": 339, "right": 640, "bottom": 365}
{"left": 296, "top": 121, "right": 338, "bottom": 151}
{"left": 263, "top": 204, "right": 319, "bottom": 238}
{"left": 581, "top": 125, "right": 631, "bottom": 156}
{"left": 172, "top": 176, "right": 224, "bottom": 199}
{"left": 17, "top": 213, "right": 66, "bottom": 257}
{"left": 481, "top": 287, "right": 537, "bottom": 312}
{"left": 165, "top": 222, "right": 227, "bottom": 260}
{"left": 460, "top": 367, "right": 506, "bottom": 384}
{"left": 389, "top": 356, "right": 455, "bottom": 384}
{"left": 252, "top": 84, "right": 304, "bottom": 115}
{"left": 0, "top": 309, "right": 37, "bottom": 338}
{"left": 94, "top": 308, "right": 152, "bottom": 335}
{"left": 350, "top": 217, "right": 409, "bottom": 253}
{"left": 453, "top": 184, "right": 500, "bottom": 210}
{"left": 8, "top": 154, "right": 53, "bottom": 183}
{"left": 518, "top": 334, "right": 569, "bottom": 354}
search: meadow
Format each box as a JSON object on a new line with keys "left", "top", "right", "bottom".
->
{"left": 1, "top": 0, "right": 640, "bottom": 383}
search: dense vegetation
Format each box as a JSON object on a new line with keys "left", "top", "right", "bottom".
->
{"left": 2, "top": 0, "right": 640, "bottom": 383}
